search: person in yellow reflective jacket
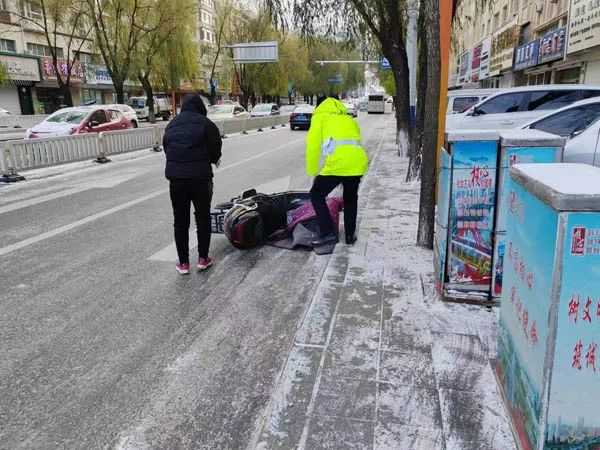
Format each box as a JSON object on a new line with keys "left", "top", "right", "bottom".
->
{"left": 306, "top": 96, "right": 369, "bottom": 247}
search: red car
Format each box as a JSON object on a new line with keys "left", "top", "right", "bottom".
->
{"left": 26, "top": 106, "right": 133, "bottom": 139}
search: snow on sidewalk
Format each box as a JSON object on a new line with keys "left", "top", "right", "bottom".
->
{"left": 251, "top": 119, "right": 516, "bottom": 450}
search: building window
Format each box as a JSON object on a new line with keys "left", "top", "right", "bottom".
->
{"left": 493, "top": 12, "right": 499, "bottom": 30}
{"left": 502, "top": 5, "right": 508, "bottom": 22}
{"left": 511, "top": 0, "right": 519, "bottom": 14}
{"left": 27, "top": 42, "right": 64, "bottom": 58}
{"left": 73, "top": 51, "right": 96, "bottom": 64}
{"left": 22, "top": 2, "right": 43, "bottom": 20}
{"left": 0, "top": 38, "right": 16, "bottom": 52}
{"left": 0, "top": 0, "right": 8, "bottom": 10}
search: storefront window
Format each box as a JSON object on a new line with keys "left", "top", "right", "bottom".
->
{"left": 81, "top": 89, "right": 103, "bottom": 105}
{"left": 556, "top": 67, "right": 581, "bottom": 84}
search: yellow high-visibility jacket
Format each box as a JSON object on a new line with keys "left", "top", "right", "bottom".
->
{"left": 306, "top": 98, "right": 368, "bottom": 177}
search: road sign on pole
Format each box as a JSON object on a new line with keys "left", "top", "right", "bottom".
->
{"left": 226, "top": 41, "right": 279, "bottom": 63}
{"left": 380, "top": 57, "right": 391, "bottom": 69}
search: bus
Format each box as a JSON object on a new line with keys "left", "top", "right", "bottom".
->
{"left": 367, "top": 94, "right": 385, "bottom": 114}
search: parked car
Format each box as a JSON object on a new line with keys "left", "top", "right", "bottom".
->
{"left": 343, "top": 101, "right": 358, "bottom": 118}
{"left": 25, "top": 106, "right": 132, "bottom": 139}
{"left": 290, "top": 105, "right": 315, "bottom": 130}
{"left": 250, "top": 103, "right": 280, "bottom": 117}
{"left": 384, "top": 97, "right": 394, "bottom": 114}
{"left": 208, "top": 103, "right": 249, "bottom": 120}
{"left": 445, "top": 85, "right": 600, "bottom": 130}
{"left": 520, "top": 97, "right": 600, "bottom": 167}
{"left": 108, "top": 104, "right": 138, "bottom": 128}
{"left": 280, "top": 104, "right": 297, "bottom": 114}
{"left": 446, "top": 89, "right": 501, "bottom": 115}
{"left": 127, "top": 96, "right": 171, "bottom": 121}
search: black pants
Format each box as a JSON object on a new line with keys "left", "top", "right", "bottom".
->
{"left": 310, "top": 175, "right": 361, "bottom": 238}
{"left": 169, "top": 179, "right": 213, "bottom": 263}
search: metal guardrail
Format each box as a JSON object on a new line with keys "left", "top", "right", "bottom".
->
{"left": 0, "top": 114, "right": 291, "bottom": 181}
{"left": 0, "top": 115, "right": 48, "bottom": 129}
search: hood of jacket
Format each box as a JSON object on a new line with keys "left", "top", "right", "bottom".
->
{"left": 314, "top": 98, "right": 347, "bottom": 115}
{"left": 181, "top": 94, "right": 207, "bottom": 116}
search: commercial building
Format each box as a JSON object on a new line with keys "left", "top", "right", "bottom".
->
{"left": 450, "top": 0, "right": 600, "bottom": 90}
{"left": 0, "top": 1, "right": 116, "bottom": 113}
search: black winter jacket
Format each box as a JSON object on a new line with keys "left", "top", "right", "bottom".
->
{"left": 163, "top": 96, "right": 222, "bottom": 180}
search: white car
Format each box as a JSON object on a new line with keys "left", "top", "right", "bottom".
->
{"left": 250, "top": 103, "right": 280, "bottom": 117}
{"left": 343, "top": 102, "right": 358, "bottom": 118}
{"left": 446, "top": 88, "right": 500, "bottom": 115}
{"left": 208, "top": 103, "right": 249, "bottom": 121}
{"left": 279, "top": 104, "right": 297, "bottom": 114}
{"left": 520, "top": 97, "right": 600, "bottom": 167}
{"left": 446, "top": 85, "right": 600, "bottom": 130}
{"left": 108, "top": 104, "right": 138, "bottom": 128}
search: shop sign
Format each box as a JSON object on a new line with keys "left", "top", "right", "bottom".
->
{"left": 458, "top": 51, "right": 470, "bottom": 84}
{"left": 479, "top": 36, "right": 492, "bottom": 80}
{"left": 513, "top": 39, "right": 540, "bottom": 71}
{"left": 490, "top": 18, "right": 519, "bottom": 76}
{"left": 567, "top": 0, "right": 600, "bottom": 55}
{"left": 84, "top": 64, "right": 112, "bottom": 84}
{"left": 0, "top": 54, "right": 40, "bottom": 82}
{"left": 539, "top": 27, "right": 566, "bottom": 64}
{"left": 41, "top": 58, "right": 84, "bottom": 82}
{"left": 471, "top": 43, "right": 483, "bottom": 82}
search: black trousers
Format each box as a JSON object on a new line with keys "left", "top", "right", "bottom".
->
{"left": 310, "top": 175, "right": 362, "bottom": 238}
{"left": 169, "top": 179, "right": 213, "bottom": 263}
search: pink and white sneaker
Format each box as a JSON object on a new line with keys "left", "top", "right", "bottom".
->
{"left": 197, "top": 257, "right": 213, "bottom": 271}
{"left": 176, "top": 263, "right": 190, "bottom": 275}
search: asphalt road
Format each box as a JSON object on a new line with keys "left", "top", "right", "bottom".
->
{"left": 0, "top": 113, "right": 384, "bottom": 449}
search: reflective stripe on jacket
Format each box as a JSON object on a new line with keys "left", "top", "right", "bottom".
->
{"left": 306, "top": 98, "right": 368, "bottom": 177}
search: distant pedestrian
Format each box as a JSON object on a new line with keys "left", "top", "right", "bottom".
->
{"left": 163, "top": 94, "right": 222, "bottom": 274}
{"left": 306, "top": 96, "right": 368, "bottom": 247}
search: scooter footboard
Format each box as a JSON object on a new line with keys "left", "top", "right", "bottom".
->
{"left": 210, "top": 211, "right": 226, "bottom": 234}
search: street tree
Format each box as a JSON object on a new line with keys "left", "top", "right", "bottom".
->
{"left": 87, "top": 0, "right": 160, "bottom": 104}
{"left": 131, "top": 0, "right": 197, "bottom": 122}
{"left": 207, "top": 0, "right": 235, "bottom": 105}
{"left": 266, "top": 0, "right": 412, "bottom": 152}
{"left": 12, "top": 0, "right": 94, "bottom": 107}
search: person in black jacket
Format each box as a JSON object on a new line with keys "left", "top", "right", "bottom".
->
{"left": 164, "top": 94, "right": 222, "bottom": 274}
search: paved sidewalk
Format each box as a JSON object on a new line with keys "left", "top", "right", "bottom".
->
{"left": 251, "top": 120, "right": 516, "bottom": 450}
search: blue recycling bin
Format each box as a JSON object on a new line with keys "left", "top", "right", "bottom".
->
{"left": 496, "top": 163, "right": 600, "bottom": 450}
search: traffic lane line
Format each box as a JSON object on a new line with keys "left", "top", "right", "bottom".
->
{"left": 0, "top": 138, "right": 305, "bottom": 257}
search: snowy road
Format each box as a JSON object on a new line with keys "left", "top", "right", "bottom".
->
{"left": 0, "top": 114, "right": 384, "bottom": 448}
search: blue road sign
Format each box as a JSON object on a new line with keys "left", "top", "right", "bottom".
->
{"left": 381, "top": 57, "right": 390, "bottom": 69}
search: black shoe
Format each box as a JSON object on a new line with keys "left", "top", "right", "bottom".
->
{"left": 312, "top": 234, "right": 337, "bottom": 247}
{"left": 345, "top": 235, "right": 357, "bottom": 245}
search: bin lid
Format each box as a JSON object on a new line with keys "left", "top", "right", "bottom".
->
{"left": 445, "top": 130, "right": 500, "bottom": 143}
{"left": 510, "top": 163, "right": 600, "bottom": 211}
{"left": 499, "top": 129, "right": 566, "bottom": 148}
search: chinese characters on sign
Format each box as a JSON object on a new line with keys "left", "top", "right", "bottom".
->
{"left": 538, "top": 27, "right": 566, "bottom": 64}
{"left": 41, "top": 59, "right": 85, "bottom": 82}
{"left": 471, "top": 44, "right": 482, "bottom": 83}
{"left": 513, "top": 39, "right": 540, "bottom": 71}
{"left": 567, "top": 0, "right": 600, "bottom": 54}
{"left": 567, "top": 290, "right": 600, "bottom": 372}
{"left": 570, "top": 227, "right": 600, "bottom": 255}
{"left": 507, "top": 240, "right": 538, "bottom": 345}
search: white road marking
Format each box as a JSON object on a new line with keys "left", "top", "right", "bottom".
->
{"left": 253, "top": 175, "right": 291, "bottom": 194}
{"left": 0, "top": 170, "right": 150, "bottom": 216}
{"left": 0, "top": 190, "right": 166, "bottom": 257}
{"left": 0, "top": 137, "right": 305, "bottom": 258}
{"left": 148, "top": 230, "right": 197, "bottom": 262}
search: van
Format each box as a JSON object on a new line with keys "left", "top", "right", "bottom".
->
{"left": 127, "top": 96, "right": 172, "bottom": 121}
{"left": 445, "top": 85, "right": 600, "bottom": 130}
{"left": 367, "top": 94, "right": 385, "bottom": 114}
{"left": 446, "top": 89, "right": 500, "bottom": 115}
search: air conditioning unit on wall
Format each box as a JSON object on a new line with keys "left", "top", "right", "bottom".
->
{"left": 535, "top": 0, "right": 544, "bottom": 13}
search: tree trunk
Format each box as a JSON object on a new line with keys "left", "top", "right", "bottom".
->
{"left": 58, "top": 81, "right": 74, "bottom": 107}
{"left": 416, "top": 0, "right": 441, "bottom": 249}
{"left": 407, "top": 1, "right": 429, "bottom": 181}
{"left": 114, "top": 80, "right": 126, "bottom": 104}
{"left": 139, "top": 72, "right": 156, "bottom": 123}
{"left": 386, "top": 48, "right": 411, "bottom": 157}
